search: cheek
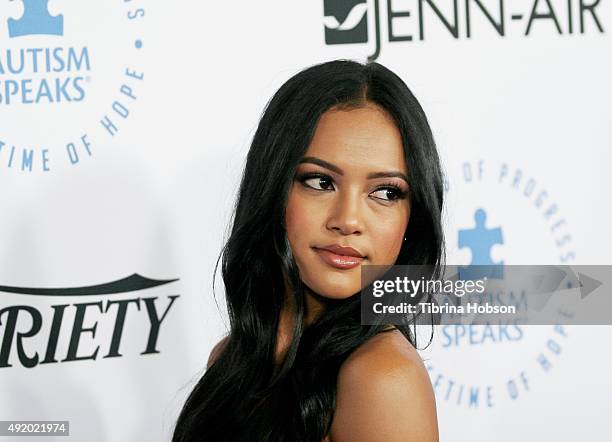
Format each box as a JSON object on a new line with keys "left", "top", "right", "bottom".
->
{"left": 369, "top": 207, "right": 410, "bottom": 264}
{"left": 285, "top": 187, "right": 317, "bottom": 251}
{"left": 285, "top": 189, "right": 325, "bottom": 290}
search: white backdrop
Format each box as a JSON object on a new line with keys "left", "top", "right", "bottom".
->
{"left": 1, "top": 1, "right": 611, "bottom": 441}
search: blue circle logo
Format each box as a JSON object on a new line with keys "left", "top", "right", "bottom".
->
{"left": 424, "top": 159, "right": 576, "bottom": 408}
{"left": 0, "top": 0, "right": 147, "bottom": 173}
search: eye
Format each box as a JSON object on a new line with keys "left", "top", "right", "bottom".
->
{"left": 370, "top": 185, "right": 407, "bottom": 202}
{"left": 299, "top": 173, "right": 335, "bottom": 191}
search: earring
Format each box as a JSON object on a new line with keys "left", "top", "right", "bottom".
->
{"left": 403, "top": 237, "right": 407, "bottom": 241}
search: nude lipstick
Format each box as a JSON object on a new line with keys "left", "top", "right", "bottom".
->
{"left": 313, "top": 244, "right": 365, "bottom": 270}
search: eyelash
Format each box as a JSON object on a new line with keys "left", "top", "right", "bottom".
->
{"left": 296, "top": 173, "right": 408, "bottom": 202}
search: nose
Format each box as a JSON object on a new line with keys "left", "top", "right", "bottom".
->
{"left": 326, "top": 188, "right": 364, "bottom": 235}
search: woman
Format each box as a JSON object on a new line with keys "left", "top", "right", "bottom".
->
{"left": 173, "top": 59, "right": 445, "bottom": 441}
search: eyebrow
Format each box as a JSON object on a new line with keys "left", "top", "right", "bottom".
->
{"left": 299, "top": 156, "right": 410, "bottom": 184}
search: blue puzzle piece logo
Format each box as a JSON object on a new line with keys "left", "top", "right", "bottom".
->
{"left": 8, "top": 0, "right": 64, "bottom": 38}
{"left": 458, "top": 208, "right": 504, "bottom": 280}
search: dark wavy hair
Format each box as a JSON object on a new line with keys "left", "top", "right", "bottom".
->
{"left": 172, "top": 59, "right": 445, "bottom": 442}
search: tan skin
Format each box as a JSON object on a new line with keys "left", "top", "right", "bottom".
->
{"left": 208, "top": 102, "right": 439, "bottom": 442}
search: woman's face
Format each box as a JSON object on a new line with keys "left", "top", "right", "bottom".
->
{"left": 285, "top": 102, "right": 411, "bottom": 299}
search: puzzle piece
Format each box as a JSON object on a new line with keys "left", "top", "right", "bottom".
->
{"left": 458, "top": 208, "right": 504, "bottom": 280}
{"left": 8, "top": 0, "right": 64, "bottom": 38}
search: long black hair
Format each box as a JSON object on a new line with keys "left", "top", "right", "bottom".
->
{"left": 172, "top": 60, "right": 445, "bottom": 441}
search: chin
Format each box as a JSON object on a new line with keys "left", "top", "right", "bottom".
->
{"left": 307, "top": 273, "right": 362, "bottom": 299}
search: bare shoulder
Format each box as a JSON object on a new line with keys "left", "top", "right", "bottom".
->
{"left": 329, "top": 329, "right": 439, "bottom": 442}
{"left": 206, "top": 335, "right": 229, "bottom": 369}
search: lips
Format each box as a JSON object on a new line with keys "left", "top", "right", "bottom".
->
{"left": 313, "top": 244, "right": 366, "bottom": 270}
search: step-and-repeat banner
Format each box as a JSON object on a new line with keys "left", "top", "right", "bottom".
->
{"left": 1, "top": 1, "right": 610, "bottom": 441}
